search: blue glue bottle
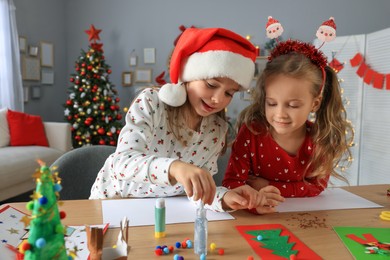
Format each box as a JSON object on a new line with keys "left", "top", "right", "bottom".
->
{"left": 194, "top": 202, "right": 207, "bottom": 255}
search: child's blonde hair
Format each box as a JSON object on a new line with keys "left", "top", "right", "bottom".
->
{"left": 238, "top": 53, "right": 354, "bottom": 183}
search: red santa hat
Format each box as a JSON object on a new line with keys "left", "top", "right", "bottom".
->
{"left": 319, "top": 17, "right": 336, "bottom": 33}
{"left": 158, "top": 27, "right": 257, "bottom": 107}
{"left": 266, "top": 16, "right": 281, "bottom": 30}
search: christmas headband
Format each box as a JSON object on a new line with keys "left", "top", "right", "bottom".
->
{"left": 265, "top": 16, "right": 337, "bottom": 93}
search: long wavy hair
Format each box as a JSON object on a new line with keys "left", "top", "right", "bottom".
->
{"left": 237, "top": 53, "right": 354, "bottom": 183}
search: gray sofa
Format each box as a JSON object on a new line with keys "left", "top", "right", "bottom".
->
{"left": 0, "top": 122, "right": 72, "bottom": 201}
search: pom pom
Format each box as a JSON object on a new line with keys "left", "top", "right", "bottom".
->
{"left": 55, "top": 224, "right": 65, "bottom": 234}
{"left": 158, "top": 83, "right": 187, "bottom": 107}
{"left": 26, "top": 201, "right": 34, "bottom": 211}
{"left": 59, "top": 211, "right": 66, "bottom": 219}
{"left": 54, "top": 183, "right": 63, "bottom": 192}
{"left": 35, "top": 238, "right": 46, "bottom": 248}
{"left": 38, "top": 196, "right": 48, "bottom": 205}
{"left": 19, "top": 240, "right": 31, "bottom": 253}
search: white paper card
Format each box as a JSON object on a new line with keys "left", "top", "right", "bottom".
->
{"left": 102, "top": 196, "right": 234, "bottom": 228}
{"left": 276, "top": 188, "right": 383, "bottom": 212}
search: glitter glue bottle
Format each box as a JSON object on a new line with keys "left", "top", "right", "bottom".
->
{"left": 194, "top": 202, "right": 207, "bottom": 255}
{"left": 155, "top": 198, "right": 166, "bottom": 238}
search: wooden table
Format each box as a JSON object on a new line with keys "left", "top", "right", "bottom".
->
{"left": 5, "top": 184, "right": 390, "bottom": 260}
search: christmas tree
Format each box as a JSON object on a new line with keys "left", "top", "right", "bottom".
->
{"left": 247, "top": 228, "right": 298, "bottom": 258}
{"left": 64, "top": 24, "right": 123, "bottom": 148}
{"left": 19, "top": 160, "right": 69, "bottom": 259}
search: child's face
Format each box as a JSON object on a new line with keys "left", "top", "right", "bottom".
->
{"left": 186, "top": 77, "right": 239, "bottom": 117}
{"left": 264, "top": 75, "right": 321, "bottom": 136}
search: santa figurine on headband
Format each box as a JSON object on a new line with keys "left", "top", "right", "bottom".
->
{"left": 316, "top": 17, "right": 337, "bottom": 43}
{"left": 266, "top": 16, "right": 284, "bottom": 40}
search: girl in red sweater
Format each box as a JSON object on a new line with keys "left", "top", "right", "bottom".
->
{"left": 223, "top": 17, "right": 354, "bottom": 201}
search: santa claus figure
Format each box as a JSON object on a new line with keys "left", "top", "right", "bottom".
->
{"left": 266, "top": 16, "right": 284, "bottom": 39}
{"left": 316, "top": 17, "right": 337, "bottom": 42}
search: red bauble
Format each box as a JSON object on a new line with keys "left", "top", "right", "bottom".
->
{"left": 87, "top": 65, "right": 93, "bottom": 70}
{"left": 70, "top": 78, "right": 74, "bottom": 82}
{"left": 66, "top": 100, "right": 73, "bottom": 105}
{"left": 108, "top": 116, "right": 112, "bottom": 121}
{"left": 21, "top": 242, "right": 31, "bottom": 251}
{"left": 99, "top": 139, "right": 106, "bottom": 145}
{"left": 107, "top": 97, "right": 112, "bottom": 102}
{"left": 107, "top": 69, "right": 112, "bottom": 74}
{"left": 116, "top": 114, "right": 122, "bottom": 120}
{"left": 99, "top": 105, "right": 105, "bottom": 110}
{"left": 81, "top": 63, "right": 86, "bottom": 67}
{"left": 85, "top": 120, "right": 92, "bottom": 126}
{"left": 79, "top": 87, "right": 84, "bottom": 92}
{"left": 107, "top": 131, "right": 112, "bottom": 136}
{"left": 115, "top": 97, "right": 120, "bottom": 103}
{"left": 67, "top": 115, "right": 72, "bottom": 120}
{"left": 116, "top": 130, "right": 121, "bottom": 135}
{"left": 75, "top": 80, "right": 80, "bottom": 85}
{"left": 92, "top": 97, "right": 98, "bottom": 101}
{"left": 110, "top": 105, "right": 116, "bottom": 111}
{"left": 97, "top": 128, "right": 106, "bottom": 135}
{"left": 74, "top": 114, "right": 79, "bottom": 119}
{"left": 75, "top": 135, "right": 81, "bottom": 141}
{"left": 109, "top": 140, "right": 116, "bottom": 146}
{"left": 80, "top": 71, "right": 86, "bottom": 76}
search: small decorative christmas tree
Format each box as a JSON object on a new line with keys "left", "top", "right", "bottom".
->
{"left": 247, "top": 228, "right": 298, "bottom": 258}
{"left": 64, "top": 24, "right": 123, "bottom": 148}
{"left": 19, "top": 160, "right": 69, "bottom": 259}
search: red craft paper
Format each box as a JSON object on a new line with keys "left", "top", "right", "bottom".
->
{"left": 386, "top": 74, "right": 390, "bottom": 90}
{"left": 373, "top": 72, "right": 384, "bottom": 89}
{"left": 363, "top": 68, "right": 374, "bottom": 84}
{"left": 329, "top": 58, "right": 344, "bottom": 73}
{"left": 356, "top": 62, "right": 367, "bottom": 78}
{"left": 350, "top": 53, "right": 363, "bottom": 67}
{"left": 236, "top": 224, "right": 321, "bottom": 260}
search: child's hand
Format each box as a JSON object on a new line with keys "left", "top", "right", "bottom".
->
{"left": 255, "top": 185, "right": 285, "bottom": 214}
{"left": 247, "top": 175, "right": 270, "bottom": 191}
{"left": 169, "top": 160, "right": 216, "bottom": 205}
{"left": 222, "top": 185, "right": 267, "bottom": 210}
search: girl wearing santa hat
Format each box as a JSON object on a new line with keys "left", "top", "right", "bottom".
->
{"left": 223, "top": 17, "right": 354, "bottom": 210}
{"left": 90, "top": 27, "right": 284, "bottom": 213}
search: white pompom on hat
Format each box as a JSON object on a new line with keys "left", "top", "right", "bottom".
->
{"left": 158, "top": 27, "right": 257, "bottom": 107}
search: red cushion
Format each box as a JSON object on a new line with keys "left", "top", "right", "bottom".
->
{"left": 7, "top": 110, "right": 49, "bottom": 147}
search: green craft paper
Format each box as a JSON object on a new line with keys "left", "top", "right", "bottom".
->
{"left": 333, "top": 227, "right": 390, "bottom": 260}
{"left": 247, "top": 228, "right": 298, "bottom": 258}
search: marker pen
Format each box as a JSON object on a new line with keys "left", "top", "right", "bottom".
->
{"left": 155, "top": 198, "right": 166, "bottom": 238}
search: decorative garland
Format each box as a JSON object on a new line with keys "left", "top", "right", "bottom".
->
{"left": 350, "top": 53, "right": 390, "bottom": 90}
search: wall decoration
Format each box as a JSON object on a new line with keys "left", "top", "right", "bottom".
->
{"left": 129, "top": 49, "right": 137, "bottom": 66}
{"left": 143, "top": 48, "right": 156, "bottom": 64}
{"left": 19, "top": 36, "right": 27, "bottom": 53}
{"left": 29, "top": 46, "right": 38, "bottom": 57}
{"left": 40, "top": 41, "right": 54, "bottom": 67}
{"left": 31, "top": 85, "right": 41, "bottom": 99}
{"left": 23, "top": 86, "right": 29, "bottom": 103}
{"left": 22, "top": 56, "right": 40, "bottom": 81}
{"left": 122, "top": 72, "right": 133, "bottom": 86}
{"left": 41, "top": 70, "right": 54, "bottom": 85}
{"left": 135, "top": 68, "right": 152, "bottom": 83}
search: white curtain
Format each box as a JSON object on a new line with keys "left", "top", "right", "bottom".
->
{"left": 0, "top": 0, "right": 23, "bottom": 111}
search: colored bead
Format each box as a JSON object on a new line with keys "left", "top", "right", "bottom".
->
{"left": 26, "top": 201, "right": 34, "bottom": 211}
{"left": 257, "top": 235, "right": 263, "bottom": 241}
{"left": 163, "top": 247, "right": 170, "bottom": 254}
{"left": 218, "top": 248, "right": 225, "bottom": 255}
{"left": 178, "top": 256, "right": 184, "bottom": 260}
{"left": 289, "top": 254, "right": 296, "bottom": 260}
{"left": 247, "top": 257, "right": 254, "bottom": 260}
{"left": 54, "top": 183, "right": 63, "bottom": 192}
{"left": 175, "top": 242, "right": 181, "bottom": 248}
{"left": 156, "top": 245, "right": 162, "bottom": 249}
{"left": 59, "top": 211, "right": 66, "bottom": 219}
{"left": 200, "top": 253, "right": 206, "bottom": 260}
{"left": 181, "top": 242, "right": 187, "bottom": 248}
{"left": 210, "top": 242, "right": 217, "bottom": 251}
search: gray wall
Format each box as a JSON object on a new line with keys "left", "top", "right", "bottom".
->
{"left": 14, "top": 0, "right": 390, "bottom": 121}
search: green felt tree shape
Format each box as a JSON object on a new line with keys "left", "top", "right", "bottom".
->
{"left": 64, "top": 24, "right": 123, "bottom": 148}
{"left": 247, "top": 228, "right": 298, "bottom": 259}
{"left": 21, "top": 161, "right": 69, "bottom": 259}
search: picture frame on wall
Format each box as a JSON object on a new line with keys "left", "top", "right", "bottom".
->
{"left": 40, "top": 41, "right": 54, "bottom": 67}
{"left": 135, "top": 68, "right": 152, "bottom": 83}
{"left": 122, "top": 72, "right": 133, "bottom": 86}
{"left": 31, "top": 85, "right": 41, "bottom": 99}
{"left": 129, "top": 49, "right": 137, "bottom": 66}
{"left": 19, "top": 36, "right": 27, "bottom": 53}
{"left": 143, "top": 48, "right": 155, "bottom": 64}
{"left": 29, "top": 46, "right": 39, "bottom": 57}
{"left": 22, "top": 56, "right": 40, "bottom": 81}
{"left": 23, "top": 86, "right": 29, "bottom": 103}
{"left": 41, "top": 70, "right": 54, "bottom": 85}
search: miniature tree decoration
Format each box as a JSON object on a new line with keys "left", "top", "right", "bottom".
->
{"left": 64, "top": 24, "right": 123, "bottom": 148}
{"left": 19, "top": 160, "right": 69, "bottom": 259}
